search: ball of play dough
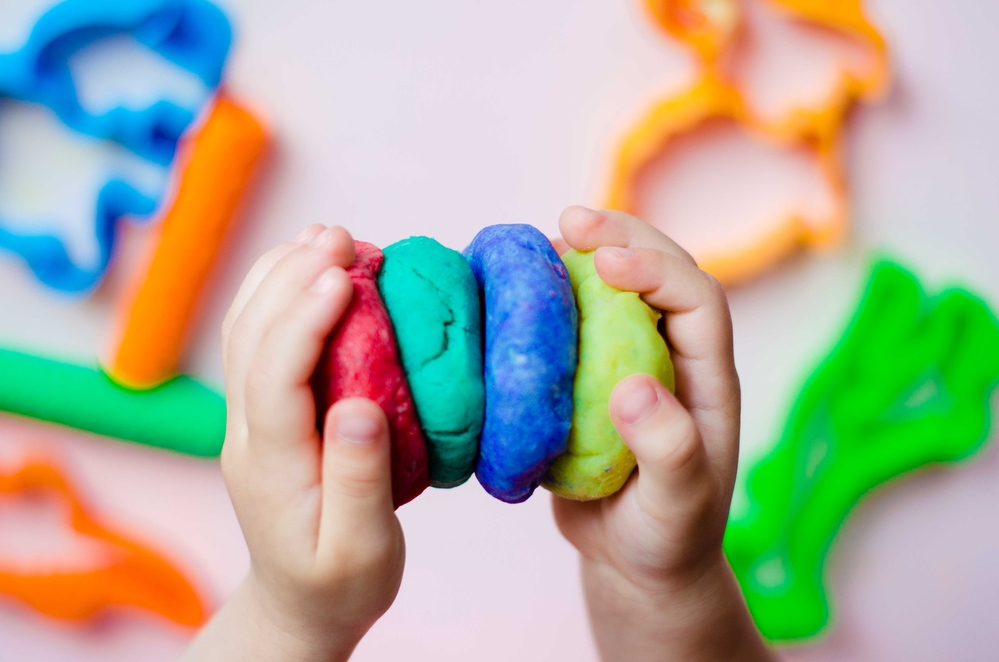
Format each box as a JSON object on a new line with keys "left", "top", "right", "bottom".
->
{"left": 543, "top": 250, "right": 674, "bottom": 500}
{"left": 378, "top": 236, "right": 484, "bottom": 488}
{"left": 464, "top": 224, "right": 577, "bottom": 503}
{"left": 312, "top": 241, "right": 430, "bottom": 508}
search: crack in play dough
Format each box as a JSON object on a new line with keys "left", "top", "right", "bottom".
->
{"left": 379, "top": 236, "right": 484, "bottom": 488}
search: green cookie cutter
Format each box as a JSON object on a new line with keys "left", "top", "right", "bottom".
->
{"left": 0, "top": 346, "right": 225, "bottom": 456}
{"left": 725, "top": 259, "right": 999, "bottom": 642}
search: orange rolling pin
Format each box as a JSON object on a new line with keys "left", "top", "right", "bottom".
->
{"left": 0, "top": 461, "right": 207, "bottom": 626}
{"left": 108, "top": 94, "right": 267, "bottom": 389}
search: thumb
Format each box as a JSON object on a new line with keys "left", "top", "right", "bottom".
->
{"left": 609, "top": 375, "right": 717, "bottom": 524}
{"left": 318, "top": 398, "right": 396, "bottom": 551}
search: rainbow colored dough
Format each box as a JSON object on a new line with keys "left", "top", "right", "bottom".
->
{"left": 378, "top": 237, "right": 484, "bottom": 488}
{"left": 544, "top": 250, "right": 673, "bottom": 500}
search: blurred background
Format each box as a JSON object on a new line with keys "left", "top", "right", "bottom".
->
{"left": 1, "top": 0, "right": 998, "bottom": 659}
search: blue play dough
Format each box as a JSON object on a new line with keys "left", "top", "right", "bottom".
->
{"left": 0, "top": 0, "right": 232, "bottom": 294}
{"left": 464, "top": 224, "right": 578, "bottom": 503}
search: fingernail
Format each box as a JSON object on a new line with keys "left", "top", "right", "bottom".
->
{"left": 618, "top": 380, "right": 660, "bottom": 425}
{"left": 337, "top": 415, "right": 381, "bottom": 445}
{"left": 311, "top": 268, "right": 342, "bottom": 295}
{"left": 309, "top": 227, "right": 335, "bottom": 248}
{"left": 600, "top": 246, "right": 633, "bottom": 260}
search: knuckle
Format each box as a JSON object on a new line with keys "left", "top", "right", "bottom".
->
{"left": 331, "top": 466, "right": 384, "bottom": 500}
{"left": 284, "top": 298, "right": 340, "bottom": 350}
{"left": 586, "top": 208, "right": 609, "bottom": 229}
{"left": 677, "top": 244, "right": 698, "bottom": 267}
{"left": 646, "top": 249, "right": 672, "bottom": 278}
{"left": 702, "top": 272, "right": 727, "bottom": 302}
{"left": 567, "top": 205, "right": 605, "bottom": 236}
{"left": 250, "top": 243, "right": 293, "bottom": 277}
{"left": 298, "top": 223, "right": 325, "bottom": 241}
{"left": 637, "top": 482, "right": 720, "bottom": 561}
{"left": 271, "top": 240, "right": 301, "bottom": 259}
{"left": 656, "top": 417, "right": 702, "bottom": 473}
{"left": 329, "top": 225, "right": 354, "bottom": 249}
{"left": 245, "top": 353, "right": 279, "bottom": 408}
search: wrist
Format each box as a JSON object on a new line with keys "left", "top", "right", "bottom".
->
{"left": 181, "top": 570, "right": 365, "bottom": 662}
{"left": 580, "top": 552, "right": 772, "bottom": 662}
{"left": 236, "top": 570, "right": 365, "bottom": 662}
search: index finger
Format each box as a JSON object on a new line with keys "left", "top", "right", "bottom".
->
{"left": 221, "top": 224, "right": 326, "bottom": 363}
{"left": 594, "top": 245, "right": 740, "bottom": 483}
{"left": 558, "top": 206, "right": 696, "bottom": 264}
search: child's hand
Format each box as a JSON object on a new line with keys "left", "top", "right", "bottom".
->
{"left": 551, "top": 207, "right": 772, "bottom": 662}
{"left": 183, "top": 225, "right": 405, "bottom": 662}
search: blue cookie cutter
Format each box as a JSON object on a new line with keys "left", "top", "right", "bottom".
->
{"left": 0, "top": 0, "right": 231, "bottom": 293}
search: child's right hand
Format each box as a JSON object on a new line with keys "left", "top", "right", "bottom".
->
{"left": 182, "top": 224, "right": 405, "bottom": 662}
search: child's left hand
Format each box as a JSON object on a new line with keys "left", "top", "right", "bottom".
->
{"left": 182, "top": 224, "right": 406, "bottom": 662}
{"left": 551, "top": 206, "right": 772, "bottom": 662}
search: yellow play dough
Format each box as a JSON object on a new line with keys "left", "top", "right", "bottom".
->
{"left": 543, "top": 250, "right": 674, "bottom": 500}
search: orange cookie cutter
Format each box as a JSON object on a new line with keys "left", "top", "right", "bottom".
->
{"left": 106, "top": 93, "right": 268, "bottom": 389}
{"left": 607, "top": 0, "right": 889, "bottom": 284}
{"left": 0, "top": 460, "right": 208, "bottom": 626}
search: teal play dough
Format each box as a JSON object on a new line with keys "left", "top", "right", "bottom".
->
{"left": 378, "top": 236, "right": 484, "bottom": 488}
